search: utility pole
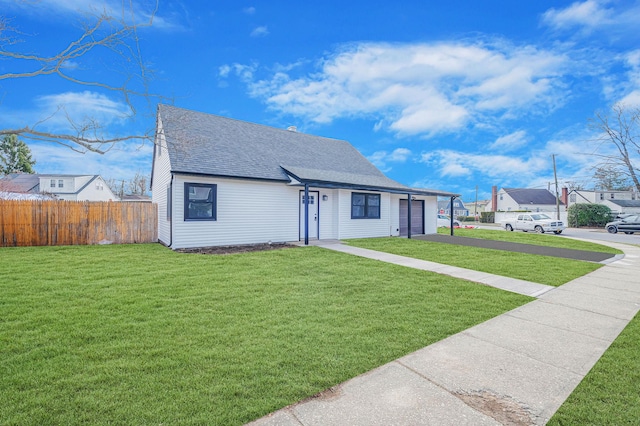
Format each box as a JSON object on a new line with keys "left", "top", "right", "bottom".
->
{"left": 552, "top": 154, "right": 560, "bottom": 220}
{"left": 474, "top": 185, "right": 478, "bottom": 222}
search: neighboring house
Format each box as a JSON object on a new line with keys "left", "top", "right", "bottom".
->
{"left": 437, "top": 198, "right": 469, "bottom": 217}
{"left": 120, "top": 194, "right": 152, "bottom": 203}
{"left": 490, "top": 187, "right": 563, "bottom": 212}
{"left": 465, "top": 199, "right": 491, "bottom": 215}
{"left": 151, "top": 104, "right": 457, "bottom": 249}
{"left": 564, "top": 188, "right": 640, "bottom": 214}
{"left": 0, "top": 173, "right": 117, "bottom": 201}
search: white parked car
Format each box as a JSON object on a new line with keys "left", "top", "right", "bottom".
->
{"left": 437, "top": 214, "right": 460, "bottom": 228}
{"left": 502, "top": 213, "right": 565, "bottom": 234}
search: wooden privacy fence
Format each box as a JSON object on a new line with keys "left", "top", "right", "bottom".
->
{"left": 0, "top": 200, "right": 157, "bottom": 247}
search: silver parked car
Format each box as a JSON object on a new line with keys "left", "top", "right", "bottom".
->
{"left": 605, "top": 214, "right": 640, "bottom": 234}
{"left": 437, "top": 214, "right": 460, "bottom": 227}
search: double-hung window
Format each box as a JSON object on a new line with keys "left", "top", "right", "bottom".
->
{"left": 351, "top": 193, "right": 380, "bottom": 219}
{"left": 184, "top": 183, "right": 217, "bottom": 221}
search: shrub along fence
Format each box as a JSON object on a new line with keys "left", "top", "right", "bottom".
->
{"left": 0, "top": 200, "right": 157, "bottom": 247}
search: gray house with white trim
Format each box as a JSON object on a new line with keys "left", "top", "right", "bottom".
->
{"left": 151, "top": 105, "right": 457, "bottom": 249}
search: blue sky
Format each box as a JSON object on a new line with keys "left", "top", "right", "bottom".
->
{"left": 1, "top": 0, "right": 640, "bottom": 201}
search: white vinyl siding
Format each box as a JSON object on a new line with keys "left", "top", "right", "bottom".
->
{"left": 75, "top": 177, "right": 117, "bottom": 201}
{"left": 171, "top": 176, "right": 299, "bottom": 249}
{"left": 422, "top": 196, "right": 438, "bottom": 234}
{"left": 318, "top": 189, "right": 338, "bottom": 239}
{"left": 337, "top": 190, "right": 391, "bottom": 239}
{"left": 151, "top": 120, "right": 172, "bottom": 246}
{"left": 389, "top": 194, "right": 401, "bottom": 236}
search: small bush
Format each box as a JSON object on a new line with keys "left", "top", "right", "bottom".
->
{"left": 568, "top": 204, "right": 612, "bottom": 227}
{"left": 457, "top": 216, "right": 476, "bottom": 222}
{"left": 480, "top": 212, "right": 495, "bottom": 223}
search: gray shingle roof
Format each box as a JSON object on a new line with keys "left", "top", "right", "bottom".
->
{"left": 609, "top": 200, "right": 640, "bottom": 208}
{"left": 0, "top": 173, "right": 39, "bottom": 192}
{"left": 158, "top": 104, "right": 456, "bottom": 195}
{"left": 504, "top": 188, "right": 563, "bottom": 205}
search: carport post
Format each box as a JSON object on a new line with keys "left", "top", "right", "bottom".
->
{"left": 407, "top": 193, "right": 412, "bottom": 239}
{"left": 304, "top": 184, "right": 309, "bottom": 245}
{"left": 450, "top": 196, "right": 456, "bottom": 236}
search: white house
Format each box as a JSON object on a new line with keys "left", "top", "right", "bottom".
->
{"left": 564, "top": 188, "right": 640, "bottom": 214}
{"left": 151, "top": 104, "right": 457, "bottom": 249}
{"left": 0, "top": 173, "right": 117, "bottom": 201}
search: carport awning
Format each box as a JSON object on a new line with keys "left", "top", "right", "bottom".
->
{"left": 281, "top": 165, "right": 459, "bottom": 197}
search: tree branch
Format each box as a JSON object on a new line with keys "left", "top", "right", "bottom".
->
{"left": 0, "top": 0, "right": 165, "bottom": 151}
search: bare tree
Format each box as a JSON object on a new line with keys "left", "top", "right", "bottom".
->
{"left": 588, "top": 103, "right": 640, "bottom": 192}
{"left": 128, "top": 171, "right": 149, "bottom": 195}
{"left": 0, "top": 0, "right": 165, "bottom": 153}
{"left": 105, "top": 177, "right": 126, "bottom": 198}
{"left": 592, "top": 164, "right": 632, "bottom": 190}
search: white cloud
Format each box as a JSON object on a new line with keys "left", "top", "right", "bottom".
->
{"left": 542, "top": 0, "right": 613, "bottom": 31}
{"left": 388, "top": 147, "right": 412, "bottom": 162}
{"left": 29, "top": 139, "right": 152, "bottom": 182}
{"left": 250, "top": 26, "right": 269, "bottom": 37}
{"left": 243, "top": 6, "right": 256, "bottom": 15}
{"left": 0, "top": 0, "right": 180, "bottom": 30}
{"left": 420, "top": 150, "right": 548, "bottom": 180}
{"left": 490, "top": 130, "right": 529, "bottom": 151}
{"left": 35, "top": 91, "right": 131, "bottom": 130}
{"left": 367, "top": 148, "right": 412, "bottom": 170}
{"left": 618, "top": 91, "right": 640, "bottom": 107}
{"left": 616, "top": 50, "right": 640, "bottom": 107}
{"left": 218, "top": 64, "right": 232, "bottom": 78}
{"left": 541, "top": 0, "right": 640, "bottom": 39}
{"left": 245, "top": 41, "right": 569, "bottom": 137}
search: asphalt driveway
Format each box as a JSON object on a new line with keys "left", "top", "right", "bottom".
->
{"left": 415, "top": 234, "right": 617, "bottom": 263}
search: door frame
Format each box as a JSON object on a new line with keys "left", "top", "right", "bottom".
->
{"left": 299, "top": 190, "right": 320, "bottom": 240}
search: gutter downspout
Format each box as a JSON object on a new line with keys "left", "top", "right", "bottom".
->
{"left": 169, "top": 174, "right": 174, "bottom": 248}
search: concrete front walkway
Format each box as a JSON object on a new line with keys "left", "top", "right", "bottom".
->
{"left": 249, "top": 240, "right": 640, "bottom": 426}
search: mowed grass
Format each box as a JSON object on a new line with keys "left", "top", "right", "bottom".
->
{"left": 0, "top": 244, "right": 531, "bottom": 425}
{"left": 438, "top": 227, "right": 622, "bottom": 254}
{"left": 548, "top": 312, "right": 640, "bottom": 425}
{"left": 346, "top": 237, "right": 603, "bottom": 286}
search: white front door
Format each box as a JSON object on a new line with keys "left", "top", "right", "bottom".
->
{"left": 300, "top": 191, "right": 319, "bottom": 240}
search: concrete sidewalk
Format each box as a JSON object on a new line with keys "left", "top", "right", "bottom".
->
{"left": 249, "top": 240, "right": 640, "bottom": 426}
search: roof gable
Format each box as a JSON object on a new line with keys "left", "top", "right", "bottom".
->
{"left": 158, "top": 105, "right": 413, "bottom": 192}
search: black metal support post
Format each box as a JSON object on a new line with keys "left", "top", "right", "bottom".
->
{"left": 407, "top": 193, "right": 412, "bottom": 239}
{"left": 304, "top": 184, "right": 309, "bottom": 245}
{"left": 450, "top": 196, "right": 456, "bottom": 236}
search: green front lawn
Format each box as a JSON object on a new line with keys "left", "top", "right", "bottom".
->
{"left": 549, "top": 312, "right": 640, "bottom": 425}
{"left": 347, "top": 237, "right": 604, "bottom": 286}
{"left": 0, "top": 244, "right": 531, "bottom": 425}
